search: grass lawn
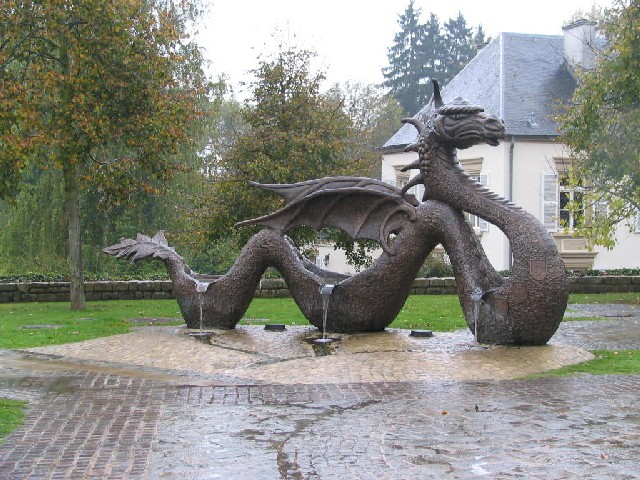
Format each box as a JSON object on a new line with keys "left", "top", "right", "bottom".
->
{"left": 526, "top": 350, "right": 640, "bottom": 378}
{"left": 244, "top": 294, "right": 467, "bottom": 331}
{"left": 568, "top": 292, "right": 640, "bottom": 305}
{"left": 0, "top": 399, "right": 27, "bottom": 444}
{"left": 0, "top": 295, "right": 467, "bottom": 349}
{"left": 0, "top": 300, "right": 184, "bottom": 349}
{"left": 1, "top": 292, "right": 639, "bottom": 349}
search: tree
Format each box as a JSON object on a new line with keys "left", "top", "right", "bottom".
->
{"left": 559, "top": 0, "right": 640, "bottom": 248}
{"left": 0, "top": 0, "right": 212, "bottom": 308}
{"left": 327, "top": 82, "right": 403, "bottom": 177}
{"left": 325, "top": 82, "right": 404, "bottom": 269}
{"left": 473, "top": 24, "right": 488, "bottom": 51}
{"left": 382, "top": 1, "right": 431, "bottom": 115}
{"left": 0, "top": 95, "right": 223, "bottom": 278}
{"left": 0, "top": 167, "right": 68, "bottom": 273}
{"left": 421, "top": 13, "right": 445, "bottom": 91}
{"left": 382, "top": 3, "right": 485, "bottom": 115}
{"left": 204, "top": 47, "right": 366, "bottom": 252}
{"left": 441, "top": 12, "right": 476, "bottom": 85}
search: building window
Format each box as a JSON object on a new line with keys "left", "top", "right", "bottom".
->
{"left": 466, "top": 174, "right": 489, "bottom": 231}
{"left": 543, "top": 172, "right": 586, "bottom": 232}
{"left": 558, "top": 174, "right": 584, "bottom": 230}
{"left": 542, "top": 163, "right": 597, "bottom": 271}
{"left": 459, "top": 159, "right": 487, "bottom": 232}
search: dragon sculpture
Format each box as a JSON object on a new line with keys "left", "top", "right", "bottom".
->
{"left": 105, "top": 80, "right": 568, "bottom": 345}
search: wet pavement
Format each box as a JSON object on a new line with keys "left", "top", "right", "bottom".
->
{"left": 0, "top": 303, "right": 639, "bottom": 479}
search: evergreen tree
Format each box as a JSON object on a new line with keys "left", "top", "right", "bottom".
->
{"left": 382, "top": 1, "right": 431, "bottom": 115}
{"left": 442, "top": 12, "right": 476, "bottom": 84}
{"left": 473, "top": 24, "right": 488, "bottom": 50}
{"left": 421, "top": 13, "right": 444, "bottom": 93}
{"left": 382, "top": 3, "right": 484, "bottom": 115}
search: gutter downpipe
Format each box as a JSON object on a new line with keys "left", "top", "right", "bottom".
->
{"left": 508, "top": 137, "right": 515, "bottom": 270}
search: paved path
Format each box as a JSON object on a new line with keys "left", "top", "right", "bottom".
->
{"left": 0, "top": 304, "right": 639, "bottom": 479}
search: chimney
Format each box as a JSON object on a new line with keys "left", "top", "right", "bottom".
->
{"left": 563, "top": 19, "right": 597, "bottom": 69}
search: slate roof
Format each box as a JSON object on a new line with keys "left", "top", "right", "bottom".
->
{"left": 382, "top": 32, "right": 577, "bottom": 150}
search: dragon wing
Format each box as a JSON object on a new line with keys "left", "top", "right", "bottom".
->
{"left": 235, "top": 176, "right": 418, "bottom": 255}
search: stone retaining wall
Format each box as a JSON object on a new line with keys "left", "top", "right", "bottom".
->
{"left": 1, "top": 276, "right": 639, "bottom": 303}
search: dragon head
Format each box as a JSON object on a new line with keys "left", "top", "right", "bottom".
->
{"left": 433, "top": 97, "right": 505, "bottom": 150}
{"left": 398, "top": 80, "right": 506, "bottom": 198}
{"left": 403, "top": 79, "right": 505, "bottom": 154}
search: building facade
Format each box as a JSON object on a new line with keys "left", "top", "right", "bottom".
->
{"left": 381, "top": 21, "right": 640, "bottom": 272}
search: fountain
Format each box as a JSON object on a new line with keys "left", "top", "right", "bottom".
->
{"left": 104, "top": 80, "right": 569, "bottom": 346}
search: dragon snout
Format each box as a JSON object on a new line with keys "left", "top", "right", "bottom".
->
{"left": 483, "top": 115, "right": 505, "bottom": 146}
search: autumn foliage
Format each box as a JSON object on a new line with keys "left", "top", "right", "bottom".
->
{"left": 560, "top": 0, "right": 640, "bottom": 247}
{"left": 0, "top": 0, "right": 212, "bottom": 307}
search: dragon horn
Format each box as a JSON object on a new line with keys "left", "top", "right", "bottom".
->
{"left": 432, "top": 79, "right": 443, "bottom": 109}
{"left": 401, "top": 118, "right": 426, "bottom": 136}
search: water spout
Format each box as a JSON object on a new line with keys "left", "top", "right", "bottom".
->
{"left": 471, "top": 288, "right": 483, "bottom": 343}
{"left": 315, "top": 284, "right": 335, "bottom": 344}
{"left": 195, "top": 281, "right": 210, "bottom": 334}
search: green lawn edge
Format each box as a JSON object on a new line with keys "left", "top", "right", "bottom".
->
{"left": 0, "top": 399, "right": 27, "bottom": 444}
{"left": 523, "top": 350, "right": 640, "bottom": 378}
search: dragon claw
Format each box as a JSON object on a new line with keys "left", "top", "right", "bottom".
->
{"left": 400, "top": 174, "right": 425, "bottom": 195}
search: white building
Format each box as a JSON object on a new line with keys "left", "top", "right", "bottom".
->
{"left": 380, "top": 21, "right": 640, "bottom": 272}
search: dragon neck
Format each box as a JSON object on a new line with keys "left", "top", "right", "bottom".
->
{"left": 424, "top": 146, "right": 558, "bottom": 259}
{"left": 424, "top": 146, "right": 519, "bottom": 228}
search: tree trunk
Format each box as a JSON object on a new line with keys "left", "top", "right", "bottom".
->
{"left": 63, "top": 160, "right": 86, "bottom": 310}
{"left": 58, "top": 34, "right": 85, "bottom": 310}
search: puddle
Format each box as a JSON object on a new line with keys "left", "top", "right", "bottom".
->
{"left": 0, "top": 376, "right": 30, "bottom": 390}
{"left": 2, "top": 350, "right": 215, "bottom": 386}
{"left": 47, "top": 376, "right": 77, "bottom": 394}
{"left": 185, "top": 332, "right": 214, "bottom": 343}
{"left": 303, "top": 337, "right": 339, "bottom": 356}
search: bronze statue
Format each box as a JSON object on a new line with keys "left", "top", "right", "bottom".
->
{"left": 105, "top": 80, "right": 568, "bottom": 345}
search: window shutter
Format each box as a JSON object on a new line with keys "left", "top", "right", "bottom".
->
{"left": 542, "top": 173, "right": 559, "bottom": 232}
{"left": 593, "top": 199, "right": 609, "bottom": 222}
{"left": 477, "top": 174, "right": 489, "bottom": 231}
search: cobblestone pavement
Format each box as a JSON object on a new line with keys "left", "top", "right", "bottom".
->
{"left": 0, "top": 304, "right": 639, "bottom": 479}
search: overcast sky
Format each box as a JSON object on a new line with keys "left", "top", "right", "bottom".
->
{"left": 196, "top": 0, "right": 612, "bottom": 97}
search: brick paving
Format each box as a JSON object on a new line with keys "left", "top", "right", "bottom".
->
{"left": 0, "top": 304, "right": 639, "bottom": 479}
